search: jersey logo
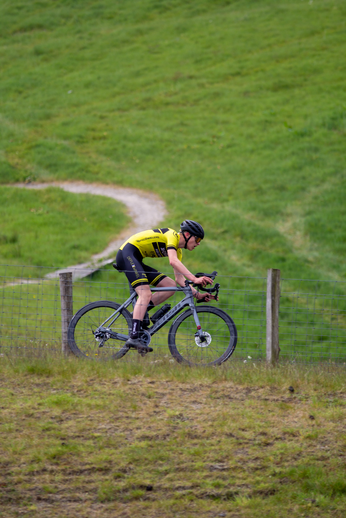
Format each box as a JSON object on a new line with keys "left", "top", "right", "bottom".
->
{"left": 152, "top": 242, "right": 168, "bottom": 257}
{"left": 127, "top": 256, "right": 140, "bottom": 278}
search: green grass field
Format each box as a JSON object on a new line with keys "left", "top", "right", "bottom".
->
{"left": 1, "top": 357, "right": 346, "bottom": 518}
{"left": 1, "top": 0, "right": 346, "bottom": 281}
{"left": 0, "top": 186, "right": 129, "bottom": 273}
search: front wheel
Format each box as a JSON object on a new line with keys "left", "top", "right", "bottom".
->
{"left": 168, "top": 306, "right": 237, "bottom": 366}
{"left": 67, "top": 301, "right": 132, "bottom": 360}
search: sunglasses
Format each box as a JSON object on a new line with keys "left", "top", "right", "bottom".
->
{"left": 194, "top": 236, "right": 202, "bottom": 244}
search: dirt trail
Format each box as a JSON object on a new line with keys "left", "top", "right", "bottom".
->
{"left": 14, "top": 182, "right": 167, "bottom": 279}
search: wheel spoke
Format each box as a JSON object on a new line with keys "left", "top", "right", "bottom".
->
{"left": 68, "top": 302, "right": 131, "bottom": 360}
{"left": 169, "top": 307, "right": 237, "bottom": 366}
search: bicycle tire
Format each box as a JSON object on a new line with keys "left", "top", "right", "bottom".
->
{"left": 67, "top": 301, "right": 132, "bottom": 360}
{"left": 168, "top": 306, "right": 237, "bottom": 366}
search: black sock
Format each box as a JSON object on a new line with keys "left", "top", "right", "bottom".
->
{"left": 130, "top": 319, "right": 141, "bottom": 339}
{"left": 147, "top": 301, "right": 155, "bottom": 312}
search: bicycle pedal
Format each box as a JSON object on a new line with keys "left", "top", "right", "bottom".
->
{"left": 138, "top": 347, "right": 153, "bottom": 356}
{"left": 151, "top": 304, "right": 171, "bottom": 324}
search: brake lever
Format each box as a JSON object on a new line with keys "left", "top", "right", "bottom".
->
{"left": 192, "top": 271, "right": 218, "bottom": 289}
{"left": 196, "top": 283, "right": 220, "bottom": 303}
{"left": 193, "top": 283, "right": 219, "bottom": 293}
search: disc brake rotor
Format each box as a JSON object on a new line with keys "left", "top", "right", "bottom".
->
{"left": 94, "top": 327, "right": 111, "bottom": 347}
{"left": 195, "top": 331, "right": 212, "bottom": 348}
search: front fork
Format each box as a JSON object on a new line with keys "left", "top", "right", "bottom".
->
{"left": 187, "top": 296, "right": 207, "bottom": 343}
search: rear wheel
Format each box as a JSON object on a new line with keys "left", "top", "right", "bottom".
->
{"left": 67, "top": 301, "right": 131, "bottom": 360}
{"left": 168, "top": 306, "right": 237, "bottom": 366}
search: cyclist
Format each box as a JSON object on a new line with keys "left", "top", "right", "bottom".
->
{"left": 115, "top": 220, "right": 216, "bottom": 354}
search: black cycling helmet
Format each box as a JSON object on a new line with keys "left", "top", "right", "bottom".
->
{"left": 180, "top": 220, "right": 205, "bottom": 239}
{"left": 180, "top": 220, "right": 204, "bottom": 249}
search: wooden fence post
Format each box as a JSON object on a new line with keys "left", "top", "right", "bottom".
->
{"left": 59, "top": 272, "right": 73, "bottom": 356}
{"left": 266, "top": 268, "right": 281, "bottom": 365}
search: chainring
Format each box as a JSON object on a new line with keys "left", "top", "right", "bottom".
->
{"left": 139, "top": 329, "right": 152, "bottom": 346}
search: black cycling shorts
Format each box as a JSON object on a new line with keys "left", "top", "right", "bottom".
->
{"left": 115, "top": 243, "right": 166, "bottom": 288}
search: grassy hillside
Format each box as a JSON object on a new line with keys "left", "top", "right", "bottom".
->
{"left": 0, "top": 186, "right": 129, "bottom": 270}
{"left": 1, "top": 0, "right": 345, "bottom": 279}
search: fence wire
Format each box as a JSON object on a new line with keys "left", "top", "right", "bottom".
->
{"left": 280, "top": 277, "right": 346, "bottom": 363}
{"left": 0, "top": 266, "right": 61, "bottom": 356}
{"left": 1, "top": 265, "right": 345, "bottom": 364}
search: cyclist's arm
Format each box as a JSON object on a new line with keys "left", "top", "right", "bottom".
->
{"left": 167, "top": 249, "right": 213, "bottom": 299}
{"left": 168, "top": 249, "right": 199, "bottom": 283}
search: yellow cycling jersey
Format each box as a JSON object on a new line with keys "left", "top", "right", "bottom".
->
{"left": 120, "top": 228, "right": 183, "bottom": 261}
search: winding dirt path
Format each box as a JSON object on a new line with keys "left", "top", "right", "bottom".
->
{"left": 14, "top": 182, "right": 167, "bottom": 279}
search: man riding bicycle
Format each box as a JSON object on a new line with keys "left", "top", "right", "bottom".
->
{"left": 115, "top": 220, "right": 216, "bottom": 354}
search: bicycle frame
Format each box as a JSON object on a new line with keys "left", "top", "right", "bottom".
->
{"left": 97, "top": 283, "right": 203, "bottom": 342}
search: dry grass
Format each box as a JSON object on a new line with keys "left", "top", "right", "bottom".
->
{"left": 1, "top": 356, "right": 346, "bottom": 517}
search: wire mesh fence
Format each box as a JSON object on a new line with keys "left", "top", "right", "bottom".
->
{"left": 0, "top": 264, "right": 345, "bottom": 364}
{"left": 0, "top": 266, "right": 62, "bottom": 357}
{"left": 280, "top": 277, "right": 346, "bottom": 363}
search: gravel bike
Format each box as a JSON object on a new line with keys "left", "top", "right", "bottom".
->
{"left": 67, "top": 271, "right": 237, "bottom": 366}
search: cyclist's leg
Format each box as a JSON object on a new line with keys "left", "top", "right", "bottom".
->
{"left": 129, "top": 285, "right": 154, "bottom": 352}
{"left": 116, "top": 245, "right": 151, "bottom": 300}
{"left": 151, "top": 276, "right": 176, "bottom": 306}
{"left": 115, "top": 246, "right": 153, "bottom": 351}
{"left": 117, "top": 254, "right": 167, "bottom": 317}
{"left": 142, "top": 265, "right": 176, "bottom": 307}
{"left": 116, "top": 248, "right": 168, "bottom": 309}
{"left": 133, "top": 285, "right": 152, "bottom": 320}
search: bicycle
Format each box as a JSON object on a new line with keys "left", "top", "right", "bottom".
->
{"left": 67, "top": 270, "right": 237, "bottom": 366}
